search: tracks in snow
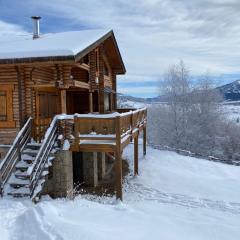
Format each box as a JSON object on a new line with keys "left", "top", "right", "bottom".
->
{"left": 124, "top": 181, "right": 240, "bottom": 215}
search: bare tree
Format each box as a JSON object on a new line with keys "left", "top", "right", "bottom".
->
{"left": 147, "top": 61, "right": 230, "bottom": 158}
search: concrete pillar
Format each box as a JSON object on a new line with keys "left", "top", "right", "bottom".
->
{"left": 97, "top": 152, "right": 106, "bottom": 180}
{"left": 43, "top": 150, "right": 73, "bottom": 198}
{"left": 83, "top": 152, "right": 98, "bottom": 187}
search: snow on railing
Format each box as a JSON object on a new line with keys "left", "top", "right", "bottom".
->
{"left": 0, "top": 117, "right": 33, "bottom": 196}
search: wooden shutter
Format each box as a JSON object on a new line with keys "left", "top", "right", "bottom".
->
{"left": 0, "top": 91, "right": 7, "bottom": 121}
{"left": 0, "top": 84, "right": 15, "bottom": 128}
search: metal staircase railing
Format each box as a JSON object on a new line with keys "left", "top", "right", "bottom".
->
{"left": 29, "top": 116, "right": 59, "bottom": 200}
{"left": 0, "top": 117, "right": 33, "bottom": 196}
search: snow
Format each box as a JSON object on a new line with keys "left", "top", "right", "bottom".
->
{"left": 1, "top": 145, "right": 240, "bottom": 240}
{"left": 62, "top": 140, "right": 70, "bottom": 151}
{"left": 221, "top": 103, "right": 240, "bottom": 123}
{"left": 0, "top": 29, "right": 110, "bottom": 60}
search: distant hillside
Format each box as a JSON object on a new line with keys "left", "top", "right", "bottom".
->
{"left": 118, "top": 80, "right": 240, "bottom": 105}
{"left": 217, "top": 80, "right": 240, "bottom": 101}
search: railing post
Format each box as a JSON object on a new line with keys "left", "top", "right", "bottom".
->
{"left": 0, "top": 174, "right": 3, "bottom": 197}
{"left": 134, "top": 135, "right": 139, "bottom": 175}
{"left": 115, "top": 116, "right": 122, "bottom": 200}
{"left": 130, "top": 112, "right": 133, "bottom": 142}
{"left": 143, "top": 109, "right": 147, "bottom": 156}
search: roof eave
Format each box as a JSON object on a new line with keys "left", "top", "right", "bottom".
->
{"left": 74, "top": 30, "right": 126, "bottom": 74}
{"left": 0, "top": 55, "right": 75, "bottom": 65}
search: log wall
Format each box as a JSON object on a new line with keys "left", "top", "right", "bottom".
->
{"left": 0, "top": 49, "right": 118, "bottom": 145}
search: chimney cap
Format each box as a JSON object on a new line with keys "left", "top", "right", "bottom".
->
{"left": 31, "top": 16, "right": 41, "bottom": 20}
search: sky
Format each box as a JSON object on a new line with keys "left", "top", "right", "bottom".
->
{"left": 0, "top": 0, "right": 240, "bottom": 97}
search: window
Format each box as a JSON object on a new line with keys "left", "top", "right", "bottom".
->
{"left": 104, "top": 93, "right": 111, "bottom": 111}
{"left": 0, "top": 84, "right": 15, "bottom": 128}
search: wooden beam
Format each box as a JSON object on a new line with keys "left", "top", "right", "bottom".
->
{"left": 60, "top": 90, "right": 67, "bottom": 113}
{"left": 74, "top": 63, "right": 90, "bottom": 71}
{"left": 115, "top": 116, "right": 122, "bottom": 200}
{"left": 98, "top": 45, "right": 105, "bottom": 113}
{"left": 0, "top": 60, "right": 75, "bottom": 67}
{"left": 72, "top": 80, "right": 89, "bottom": 89}
{"left": 89, "top": 92, "right": 93, "bottom": 113}
{"left": 134, "top": 136, "right": 139, "bottom": 175}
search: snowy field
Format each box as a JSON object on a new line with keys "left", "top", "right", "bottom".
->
{"left": 1, "top": 145, "right": 240, "bottom": 240}
{"left": 221, "top": 102, "right": 240, "bottom": 123}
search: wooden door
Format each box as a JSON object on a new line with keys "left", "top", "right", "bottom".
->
{"left": 34, "top": 90, "right": 60, "bottom": 141}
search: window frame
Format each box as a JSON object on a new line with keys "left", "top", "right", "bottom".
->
{"left": 0, "top": 84, "right": 15, "bottom": 128}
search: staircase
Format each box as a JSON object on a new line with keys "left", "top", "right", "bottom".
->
{"left": 7, "top": 142, "right": 55, "bottom": 197}
{"left": 0, "top": 116, "right": 59, "bottom": 201}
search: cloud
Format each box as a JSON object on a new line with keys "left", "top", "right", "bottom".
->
{"left": 0, "top": 20, "right": 27, "bottom": 36}
{"left": 1, "top": 0, "right": 240, "bottom": 96}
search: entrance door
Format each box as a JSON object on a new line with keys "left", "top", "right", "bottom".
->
{"left": 66, "top": 91, "right": 89, "bottom": 114}
{"left": 35, "top": 90, "right": 60, "bottom": 141}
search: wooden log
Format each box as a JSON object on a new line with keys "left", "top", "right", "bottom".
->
{"left": 89, "top": 92, "right": 93, "bottom": 113}
{"left": 60, "top": 90, "right": 67, "bottom": 113}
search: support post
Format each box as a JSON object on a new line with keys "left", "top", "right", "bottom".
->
{"left": 134, "top": 136, "right": 139, "bottom": 175}
{"left": 98, "top": 45, "right": 105, "bottom": 113}
{"left": 60, "top": 90, "right": 67, "bottom": 114}
{"left": 143, "top": 126, "right": 147, "bottom": 156}
{"left": 89, "top": 91, "right": 93, "bottom": 113}
{"left": 83, "top": 152, "right": 98, "bottom": 187}
{"left": 98, "top": 152, "right": 106, "bottom": 180}
{"left": 115, "top": 116, "right": 122, "bottom": 200}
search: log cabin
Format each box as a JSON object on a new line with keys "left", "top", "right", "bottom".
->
{"left": 0, "top": 17, "right": 147, "bottom": 201}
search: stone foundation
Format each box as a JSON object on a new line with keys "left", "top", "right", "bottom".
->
{"left": 43, "top": 150, "right": 73, "bottom": 198}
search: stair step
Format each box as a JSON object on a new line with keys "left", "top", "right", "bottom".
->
{"left": 16, "top": 161, "right": 32, "bottom": 171}
{"left": 15, "top": 170, "right": 29, "bottom": 179}
{"left": 22, "top": 149, "right": 39, "bottom": 156}
{"left": 7, "top": 187, "right": 30, "bottom": 197}
{"left": 9, "top": 175, "right": 30, "bottom": 188}
{"left": 26, "top": 143, "right": 41, "bottom": 150}
{"left": 21, "top": 154, "right": 35, "bottom": 163}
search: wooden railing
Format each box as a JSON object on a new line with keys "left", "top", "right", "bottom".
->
{"left": 0, "top": 117, "right": 33, "bottom": 196}
{"left": 29, "top": 116, "right": 59, "bottom": 200}
{"left": 73, "top": 107, "right": 147, "bottom": 151}
{"left": 33, "top": 117, "right": 53, "bottom": 143}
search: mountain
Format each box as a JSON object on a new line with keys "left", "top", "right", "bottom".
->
{"left": 217, "top": 80, "right": 240, "bottom": 101}
{"left": 117, "top": 93, "right": 168, "bottom": 107}
{"left": 118, "top": 80, "right": 240, "bottom": 105}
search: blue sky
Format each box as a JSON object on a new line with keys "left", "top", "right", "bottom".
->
{"left": 1, "top": 0, "right": 240, "bottom": 97}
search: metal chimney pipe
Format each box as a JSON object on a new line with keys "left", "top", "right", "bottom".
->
{"left": 31, "top": 16, "right": 41, "bottom": 39}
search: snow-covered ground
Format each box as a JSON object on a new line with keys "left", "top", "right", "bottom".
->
{"left": 1, "top": 145, "right": 240, "bottom": 240}
{"left": 221, "top": 102, "right": 240, "bottom": 123}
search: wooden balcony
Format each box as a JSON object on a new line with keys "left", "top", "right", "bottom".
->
{"left": 59, "top": 107, "right": 147, "bottom": 200}
{"left": 71, "top": 108, "right": 146, "bottom": 152}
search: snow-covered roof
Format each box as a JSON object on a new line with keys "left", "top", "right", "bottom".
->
{"left": 0, "top": 29, "right": 109, "bottom": 59}
{"left": 0, "top": 29, "right": 125, "bottom": 73}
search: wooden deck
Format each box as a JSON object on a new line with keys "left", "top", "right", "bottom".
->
{"left": 60, "top": 107, "right": 147, "bottom": 200}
